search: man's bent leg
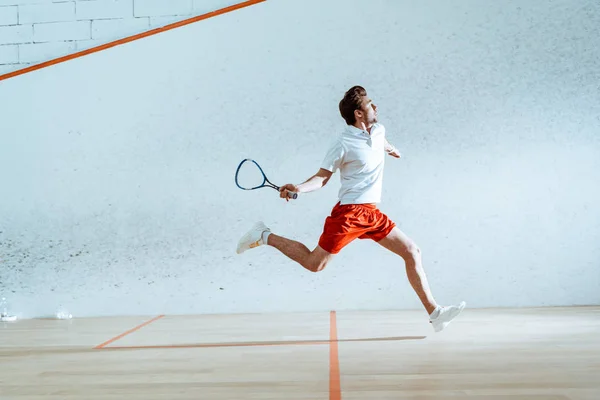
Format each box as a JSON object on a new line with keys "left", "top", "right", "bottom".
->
{"left": 267, "top": 234, "right": 335, "bottom": 273}
{"left": 376, "top": 226, "right": 438, "bottom": 314}
{"left": 263, "top": 202, "right": 360, "bottom": 272}
{"left": 236, "top": 221, "right": 334, "bottom": 272}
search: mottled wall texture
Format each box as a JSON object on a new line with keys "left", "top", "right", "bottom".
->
{"left": 1, "top": 0, "right": 599, "bottom": 318}
{"left": 0, "top": 0, "right": 242, "bottom": 75}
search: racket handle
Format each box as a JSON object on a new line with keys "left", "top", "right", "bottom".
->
{"left": 278, "top": 186, "right": 298, "bottom": 199}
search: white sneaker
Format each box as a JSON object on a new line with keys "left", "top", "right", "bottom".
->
{"left": 236, "top": 221, "right": 270, "bottom": 254}
{"left": 429, "top": 301, "right": 466, "bottom": 332}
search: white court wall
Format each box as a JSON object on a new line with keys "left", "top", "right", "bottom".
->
{"left": 1, "top": 0, "right": 599, "bottom": 318}
{"left": 0, "top": 0, "right": 245, "bottom": 75}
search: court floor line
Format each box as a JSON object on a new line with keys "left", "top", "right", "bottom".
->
{"left": 94, "top": 335, "right": 426, "bottom": 351}
{"left": 330, "top": 310, "right": 341, "bottom": 400}
{"left": 94, "top": 315, "right": 165, "bottom": 349}
{"left": 0, "top": 0, "right": 266, "bottom": 82}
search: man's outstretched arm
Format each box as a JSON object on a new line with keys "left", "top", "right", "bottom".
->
{"left": 385, "top": 139, "right": 401, "bottom": 158}
{"left": 279, "top": 168, "right": 333, "bottom": 199}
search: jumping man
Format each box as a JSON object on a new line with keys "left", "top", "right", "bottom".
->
{"left": 236, "top": 85, "right": 465, "bottom": 332}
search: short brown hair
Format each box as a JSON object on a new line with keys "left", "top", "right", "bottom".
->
{"left": 339, "top": 85, "right": 367, "bottom": 125}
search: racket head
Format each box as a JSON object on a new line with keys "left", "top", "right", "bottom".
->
{"left": 235, "top": 158, "right": 278, "bottom": 191}
{"left": 235, "top": 158, "right": 298, "bottom": 200}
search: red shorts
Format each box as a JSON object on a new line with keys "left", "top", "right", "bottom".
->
{"left": 318, "top": 202, "right": 396, "bottom": 254}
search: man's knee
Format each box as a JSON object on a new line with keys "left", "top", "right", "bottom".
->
{"left": 403, "top": 242, "right": 421, "bottom": 264}
{"left": 306, "top": 250, "right": 332, "bottom": 272}
{"left": 303, "top": 246, "right": 333, "bottom": 272}
{"left": 307, "top": 258, "right": 329, "bottom": 272}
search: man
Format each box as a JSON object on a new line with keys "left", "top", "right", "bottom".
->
{"left": 236, "top": 86, "right": 465, "bottom": 332}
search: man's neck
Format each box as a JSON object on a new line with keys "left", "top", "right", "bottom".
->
{"left": 353, "top": 121, "right": 373, "bottom": 134}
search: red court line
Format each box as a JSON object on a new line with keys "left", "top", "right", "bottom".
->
{"left": 94, "top": 315, "right": 164, "bottom": 349}
{"left": 330, "top": 311, "right": 341, "bottom": 400}
{"left": 0, "top": 0, "right": 266, "bottom": 82}
{"left": 100, "top": 340, "right": 331, "bottom": 350}
{"left": 94, "top": 335, "right": 425, "bottom": 351}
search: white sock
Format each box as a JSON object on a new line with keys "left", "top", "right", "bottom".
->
{"left": 429, "top": 306, "right": 442, "bottom": 319}
{"left": 261, "top": 231, "right": 271, "bottom": 245}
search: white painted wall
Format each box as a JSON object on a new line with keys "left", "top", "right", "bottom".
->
{"left": 0, "top": 0, "right": 244, "bottom": 75}
{"left": 1, "top": 0, "right": 599, "bottom": 319}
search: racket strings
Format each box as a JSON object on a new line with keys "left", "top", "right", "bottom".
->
{"left": 236, "top": 160, "right": 268, "bottom": 190}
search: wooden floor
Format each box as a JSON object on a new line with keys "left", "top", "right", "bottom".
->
{"left": 1, "top": 307, "right": 599, "bottom": 399}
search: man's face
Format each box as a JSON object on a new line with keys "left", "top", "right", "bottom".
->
{"left": 357, "top": 96, "right": 378, "bottom": 125}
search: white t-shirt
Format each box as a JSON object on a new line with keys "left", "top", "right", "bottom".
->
{"left": 321, "top": 123, "right": 387, "bottom": 205}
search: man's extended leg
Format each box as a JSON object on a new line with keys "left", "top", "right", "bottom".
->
{"left": 236, "top": 221, "right": 334, "bottom": 272}
{"left": 377, "top": 226, "right": 438, "bottom": 314}
{"left": 376, "top": 226, "right": 466, "bottom": 332}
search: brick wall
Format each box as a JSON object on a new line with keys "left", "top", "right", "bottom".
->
{"left": 0, "top": 0, "right": 238, "bottom": 75}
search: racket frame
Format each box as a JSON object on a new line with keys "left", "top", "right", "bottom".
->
{"left": 235, "top": 158, "right": 298, "bottom": 199}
